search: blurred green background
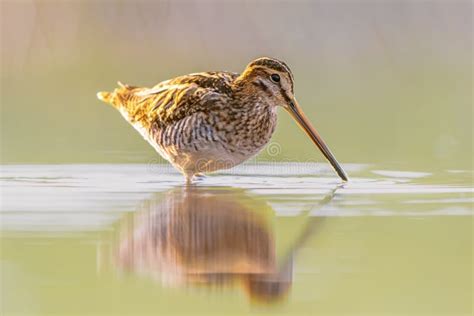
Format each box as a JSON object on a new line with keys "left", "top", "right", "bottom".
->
{"left": 1, "top": 0, "right": 472, "bottom": 169}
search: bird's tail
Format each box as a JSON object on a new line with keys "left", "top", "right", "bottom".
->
{"left": 97, "top": 81, "right": 134, "bottom": 108}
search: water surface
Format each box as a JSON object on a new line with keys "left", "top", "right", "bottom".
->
{"left": 1, "top": 163, "right": 472, "bottom": 315}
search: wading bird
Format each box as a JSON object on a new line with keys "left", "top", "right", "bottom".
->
{"left": 97, "top": 57, "right": 348, "bottom": 183}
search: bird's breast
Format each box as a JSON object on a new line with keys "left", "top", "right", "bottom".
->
{"left": 228, "top": 104, "right": 278, "bottom": 153}
{"left": 144, "top": 104, "right": 278, "bottom": 173}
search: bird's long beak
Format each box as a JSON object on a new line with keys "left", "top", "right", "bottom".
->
{"left": 285, "top": 99, "right": 349, "bottom": 181}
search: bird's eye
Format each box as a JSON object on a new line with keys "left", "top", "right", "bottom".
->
{"left": 270, "top": 74, "right": 280, "bottom": 83}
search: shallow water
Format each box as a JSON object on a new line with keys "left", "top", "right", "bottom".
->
{"left": 1, "top": 163, "right": 472, "bottom": 315}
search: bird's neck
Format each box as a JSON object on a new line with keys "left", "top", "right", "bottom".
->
{"left": 223, "top": 84, "right": 278, "bottom": 152}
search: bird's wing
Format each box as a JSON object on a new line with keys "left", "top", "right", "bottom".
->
{"left": 131, "top": 72, "right": 238, "bottom": 129}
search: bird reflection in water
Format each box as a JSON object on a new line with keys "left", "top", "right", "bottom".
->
{"left": 115, "top": 186, "right": 338, "bottom": 303}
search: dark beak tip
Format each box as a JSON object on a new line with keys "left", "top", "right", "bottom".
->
{"left": 337, "top": 172, "right": 349, "bottom": 182}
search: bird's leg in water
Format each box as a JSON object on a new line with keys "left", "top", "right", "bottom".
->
{"left": 184, "top": 172, "right": 194, "bottom": 185}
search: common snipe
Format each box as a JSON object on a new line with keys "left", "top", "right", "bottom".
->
{"left": 97, "top": 57, "right": 348, "bottom": 183}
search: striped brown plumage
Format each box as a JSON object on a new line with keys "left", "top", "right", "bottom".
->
{"left": 97, "top": 57, "right": 348, "bottom": 183}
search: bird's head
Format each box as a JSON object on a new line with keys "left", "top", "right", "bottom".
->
{"left": 239, "top": 57, "right": 296, "bottom": 109}
{"left": 238, "top": 57, "right": 348, "bottom": 181}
